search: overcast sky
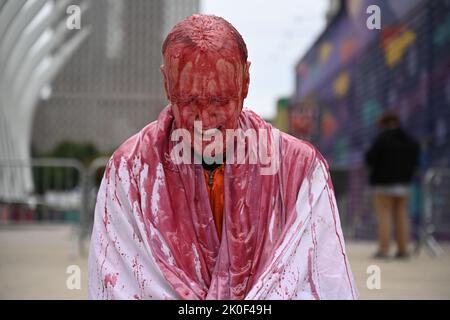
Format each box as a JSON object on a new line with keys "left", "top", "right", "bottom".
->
{"left": 200, "top": 0, "right": 328, "bottom": 119}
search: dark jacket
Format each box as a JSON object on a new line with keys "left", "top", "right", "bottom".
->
{"left": 365, "top": 128, "right": 420, "bottom": 186}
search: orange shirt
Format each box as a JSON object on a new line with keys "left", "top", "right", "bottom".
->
{"left": 203, "top": 165, "right": 224, "bottom": 239}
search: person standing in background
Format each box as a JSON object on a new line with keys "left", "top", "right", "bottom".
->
{"left": 365, "top": 111, "right": 420, "bottom": 259}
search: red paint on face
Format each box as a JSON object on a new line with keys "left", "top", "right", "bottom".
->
{"left": 161, "top": 15, "right": 250, "bottom": 158}
{"left": 165, "top": 52, "right": 248, "bottom": 156}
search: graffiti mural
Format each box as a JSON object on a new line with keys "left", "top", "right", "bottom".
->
{"left": 291, "top": 0, "right": 450, "bottom": 238}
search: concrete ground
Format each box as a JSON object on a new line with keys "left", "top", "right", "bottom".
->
{"left": 1, "top": 224, "right": 449, "bottom": 300}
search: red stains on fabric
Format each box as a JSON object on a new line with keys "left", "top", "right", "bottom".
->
{"left": 307, "top": 248, "right": 319, "bottom": 299}
{"left": 104, "top": 273, "right": 118, "bottom": 288}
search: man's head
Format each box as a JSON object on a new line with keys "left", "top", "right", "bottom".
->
{"left": 377, "top": 111, "right": 401, "bottom": 130}
{"left": 161, "top": 14, "right": 250, "bottom": 157}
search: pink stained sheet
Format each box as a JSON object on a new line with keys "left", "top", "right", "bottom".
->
{"left": 88, "top": 106, "right": 358, "bottom": 300}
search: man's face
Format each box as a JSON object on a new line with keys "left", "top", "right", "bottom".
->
{"left": 162, "top": 51, "right": 250, "bottom": 158}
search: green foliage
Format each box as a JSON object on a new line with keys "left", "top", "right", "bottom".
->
{"left": 46, "top": 141, "right": 100, "bottom": 166}
{"left": 32, "top": 141, "right": 111, "bottom": 193}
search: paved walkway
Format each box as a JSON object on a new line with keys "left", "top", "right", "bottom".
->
{"left": 349, "top": 241, "right": 450, "bottom": 299}
{"left": 1, "top": 224, "right": 449, "bottom": 299}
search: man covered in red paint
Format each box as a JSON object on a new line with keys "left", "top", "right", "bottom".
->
{"left": 88, "top": 14, "right": 358, "bottom": 300}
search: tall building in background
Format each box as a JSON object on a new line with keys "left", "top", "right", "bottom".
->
{"left": 32, "top": 0, "right": 199, "bottom": 153}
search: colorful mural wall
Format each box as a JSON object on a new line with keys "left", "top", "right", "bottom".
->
{"left": 291, "top": 0, "right": 450, "bottom": 238}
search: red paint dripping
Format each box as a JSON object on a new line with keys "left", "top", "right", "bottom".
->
{"left": 104, "top": 273, "right": 118, "bottom": 288}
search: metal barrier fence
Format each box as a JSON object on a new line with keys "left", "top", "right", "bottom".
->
{"left": 417, "top": 168, "right": 450, "bottom": 256}
{"left": 82, "top": 156, "right": 110, "bottom": 249}
{"left": 330, "top": 166, "right": 376, "bottom": 240}
{"left": 2, "top": 158, "right": 448, "bottom": 256}
{"left": 329, "top": 167, "right": 353, "bottom": 238}
{"left": 332, "top": 165, "right": 450, "bottom": 257}
{"left": 0, "top": 157, "right": 109, "bottom": 257}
